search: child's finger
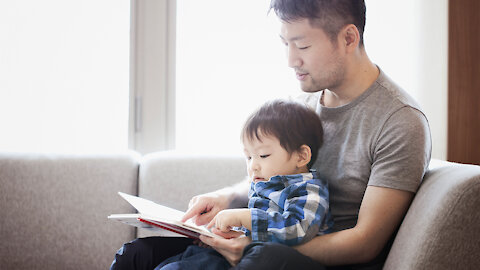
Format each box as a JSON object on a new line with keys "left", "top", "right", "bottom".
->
{"left": 211, "top": 228, "right": 245, "bottom": 239}
{"left": 207, "top": 216, "right": 216, "bottom": 229}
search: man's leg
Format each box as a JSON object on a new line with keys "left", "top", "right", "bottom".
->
{"left": 233, "top": 242, "right": 326, "bottom": 270}
{"left": 110, "top": 237, "right": 194, "bottom": 270}
{"left": 155, "top": 245, "right": 230, "bottom": 270}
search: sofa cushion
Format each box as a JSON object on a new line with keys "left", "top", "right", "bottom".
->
{"left": 0, "top": 152, "right": 139, "bottom": 270}
{"left": 384, "top": 159, "right": 480, "bottom": 269}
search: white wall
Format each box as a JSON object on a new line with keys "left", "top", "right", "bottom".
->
{"left": 365, "top": 0, "right": 448, "bottom": 160}
{"left": 414, "top": 0, "right": 448, "bottom": 160}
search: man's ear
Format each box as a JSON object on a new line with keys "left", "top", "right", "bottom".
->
{"left": 340, "top": 24, "right": 360, "bottom": 53}
{"left": 296, "top": 145, "right": 312, "bottom": 168}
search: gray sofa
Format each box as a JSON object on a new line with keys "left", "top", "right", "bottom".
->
{"left": 0, "top": 151, "right": 479, "bottom": 269}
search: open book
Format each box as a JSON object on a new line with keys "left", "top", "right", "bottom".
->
{"left": 108, "top": 192, "right": 222, "bottom": 239}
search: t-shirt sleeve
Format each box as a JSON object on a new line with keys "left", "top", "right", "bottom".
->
{"left": 369, "top": 106, "right": 432, "bottom": 192}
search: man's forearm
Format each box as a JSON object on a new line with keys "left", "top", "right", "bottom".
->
{"left": 222, "top": 177, "right": 250, "bottom": 208}
{"left": 296, "top": 186, "right": 414, "bottom": 266}
{"left": 295, "top": 227, "right": 373, "bottom": 266}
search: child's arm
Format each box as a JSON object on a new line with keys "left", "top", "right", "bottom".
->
{"left": 207, "top": 208, "right": 252, "bottom": 232}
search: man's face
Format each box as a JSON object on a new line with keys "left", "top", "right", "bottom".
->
{"left": 280, "top": 19, "right": 345, "bottom": 93}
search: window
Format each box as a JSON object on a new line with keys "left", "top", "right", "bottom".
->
{"left": 175, "top": 0, "right": 300, "bottom": 154}
{"left": 1, "top": 0, "right": 447, "bottom": 158}
{"left": 0, "top": 0, "right": 130, "bottom": 154}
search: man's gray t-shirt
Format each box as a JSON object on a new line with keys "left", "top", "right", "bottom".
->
{"left": 300, "top": 69, "right": 432, "bottom": 232}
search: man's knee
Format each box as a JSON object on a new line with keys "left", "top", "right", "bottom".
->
{"left": 110, "top": 237, "right": 193, "bottom": 270}
{"left": 110, "top": 238, "right": 140, "bottom": 270}
{"left": 110, "top": 237, "right": 160, "bottom": 270}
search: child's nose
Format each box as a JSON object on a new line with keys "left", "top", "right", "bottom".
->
{"left": 251, "top": 159, "right": 260, "bottom": 171}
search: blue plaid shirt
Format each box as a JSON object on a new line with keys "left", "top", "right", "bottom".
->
{"left": 247, "top": 171, "right": 333, "bottom": 246}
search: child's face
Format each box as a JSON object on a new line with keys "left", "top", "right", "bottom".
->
{"left": 243, "top": 133, "right": 304, "bottom": 182}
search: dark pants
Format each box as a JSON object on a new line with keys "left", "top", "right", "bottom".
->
{"left": 110, "top": 237, "right": 385, "bottom": 270}
{"left": 233, "top": 242, "right": 326, "bottom": 270}
{"left": 154, "top": 245, "right": 231, "bottom": 270}
{"left": 110, "top": 237, "right": 194, "bottom": 270}
{"left": 110, "top": 237, "right": 326, "bottom": 270}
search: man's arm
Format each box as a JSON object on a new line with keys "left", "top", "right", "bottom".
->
{"left": 182, "top": 177, "right": 250, "bottom": 225}
{"left": 295, "top": 186, "right": 413, "bottom": 265}
{"left": 200, "top": 185, "right": 413, "bottom": 266}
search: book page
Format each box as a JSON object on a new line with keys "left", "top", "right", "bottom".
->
{"left": 115, "top": 192, "right": 222, "bottom": 238}
{"left": 108, "top": 214, "right": 184, "bottom": 237}
{"left": 118, "top": 192, "right": 185, "bottom": 222}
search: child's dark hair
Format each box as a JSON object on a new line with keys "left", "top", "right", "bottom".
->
{"left": 241, "top": 99, "right": 323, "bottom": 169}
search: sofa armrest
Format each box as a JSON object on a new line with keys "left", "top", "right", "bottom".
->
{"left": 384, "top": 159, "right": 480, "bottom": 269}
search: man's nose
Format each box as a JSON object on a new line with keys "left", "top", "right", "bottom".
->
{"left": 287, "top": 46, "right": 302, "bottom": 68}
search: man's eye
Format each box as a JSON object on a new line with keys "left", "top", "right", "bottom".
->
{"left": 260, "top": 155, "right": 270, "bottom": 159}
{"left": 299, "top": 46, "right": 310, "bottom": 50}
{"left": 246, "top": 156, "right": 252, "bottom": 160}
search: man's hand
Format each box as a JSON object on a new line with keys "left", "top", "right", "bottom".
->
{"left": 199, "top": 231, "right": 252, "bottom": 266}
{"left": 181, "top": 191, "right": 231, "bottom": 225}
{"left": 207, "top": 209, "right": 252, "bottom": 233}
{"left": 182, "top": 179, "right": 250, "bottom": 225}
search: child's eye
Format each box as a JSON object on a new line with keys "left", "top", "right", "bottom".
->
{"left": 299, "top": 46, "right": 311, "bottom": 50}
{"left": 260, "top": 155, "right": 270, "bottom": 159}
{"left": 246, "top": 156, "right": 252, "bottom": 161}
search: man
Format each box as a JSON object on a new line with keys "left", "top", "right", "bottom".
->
{"left": 111, "top": 1, "right": 431, "bottom": 269}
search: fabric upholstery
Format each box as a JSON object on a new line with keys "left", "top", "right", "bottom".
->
{"left": 0, "top": 152, "right": 139, "bottom": 270}
{"left": 137, "top": 151, "right": 246, "bottom": 237}
{"left": 1, "top": 150, "right": 479, "bottom": 269}
{"left": 384, "top": 159, "right": 480, "bottom": 269}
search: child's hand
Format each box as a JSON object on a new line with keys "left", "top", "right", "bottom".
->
{"left": 209, "top": 228, "right": 246, "bottom": 239}
{"left": 207, "top": 209, "right": 252, "bottom": 233}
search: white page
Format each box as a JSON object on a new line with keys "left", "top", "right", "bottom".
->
{"left": 113, "top": 192, "right": 232, "bottom": 239}
{"left": 108, "top": 213, "right": 184, "bottom": 237}
{"left": 118, "top": 192, "right": 185, "bottom": 222}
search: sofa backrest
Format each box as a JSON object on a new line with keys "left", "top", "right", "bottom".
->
{"left": 0, "top": 152, "right": 139, "bottom": 270}
{"left": 3, "top": 151, "right": 478, "bottom": 269}
{"left": 136, "top": 151, "right": 246, "bottom": 237}
{"left": 384, "top": 159, "right": 480, "bottom": 269}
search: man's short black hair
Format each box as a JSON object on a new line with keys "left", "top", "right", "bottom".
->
{"left": 241, "top": 99, "right": 323, "bottom": 169}
{"left": 270, "top": 0, "right": 366, "bottom": 46}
